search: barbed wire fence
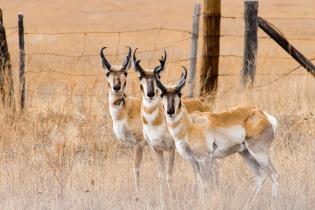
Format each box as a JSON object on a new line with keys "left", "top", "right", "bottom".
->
{"left": 4, "top": 15, "right": 315, "bottom": 98}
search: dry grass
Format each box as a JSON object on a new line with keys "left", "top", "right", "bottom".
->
{"left": 1, "top": 0, "right": 315, "bottom": 209}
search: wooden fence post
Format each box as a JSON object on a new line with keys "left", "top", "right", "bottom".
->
{"left": 188, "top": 3, "right": 201, "bottom": 98}
{"left": 0, "top": 8, "right": 15, "bottom": 110}
{"left": 258, "top": 17, "right": 315, "bottom": 76}
{"left": 241, "top": 0, "right": 258, "bottom": 86}
{"left": 18, "top": 13, "right": 25, "bottom": 110}
{"left": 200, "top": 0, "right": 221, "bottom": 101}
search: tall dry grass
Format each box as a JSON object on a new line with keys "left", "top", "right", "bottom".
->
{"left": 0, "top": 75, "right": 314, "bottom": 210}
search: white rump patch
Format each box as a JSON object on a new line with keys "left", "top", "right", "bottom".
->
{"left": 263, "top": 112, "right": 278, "bottom": 133}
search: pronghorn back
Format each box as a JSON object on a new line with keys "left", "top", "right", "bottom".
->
{"left": 182, "top": 98, "right": 212, "bottom": 113}
{"left": 191, "top": 106, "right": 271, "bottom": 138}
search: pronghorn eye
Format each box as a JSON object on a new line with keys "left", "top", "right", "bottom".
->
{"left": 106, "top": 72, "right": 110, "bottom": 77}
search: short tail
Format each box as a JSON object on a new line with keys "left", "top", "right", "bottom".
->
{"left": 264, "top": 112, "right": 278, "bottom": 134}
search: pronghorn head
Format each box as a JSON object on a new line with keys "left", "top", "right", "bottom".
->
{"left": 100, "top": 47, "right": 132, "bottom": 94}
{"left": 133, "top": 48, "right": 166, "bottom": 101}
{"left": 154, "top": 66, "right": 187, "bottom": 118}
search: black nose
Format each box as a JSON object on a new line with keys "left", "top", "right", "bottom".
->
{"left": 167, "top": 109, "right": 175, "bottom": 115}
{"left": 147, "top": 91, "right": 155, "bottom": 98}
{"left": 113, "top": 85, "right": 120, "bottom": 91}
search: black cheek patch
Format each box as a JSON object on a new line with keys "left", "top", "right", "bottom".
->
{"left": 107, "top": 82, "right": 111, "bottom": 88}
{"left": 140, "top": 84, "right": 144, "bottom": 92}
{"left": 124, "top": 72, "right": 128, "bottom": 76}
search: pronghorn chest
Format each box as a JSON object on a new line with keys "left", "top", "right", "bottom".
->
{"left": 141, "top": 109, "right": 173, "bottom": 148}
{"left": 109, "top": 105, "right": 137, "bottom": 145}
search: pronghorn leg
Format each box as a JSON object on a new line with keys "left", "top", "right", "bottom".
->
{"left": 153, "top": 148, "right": 169, "bottom": 205}
{"left": 245, "top": 125, "right": 279, "bottom": 198}
{"left": 239, "top": 149, "right": 267, "bottom": 209}
{"left": 211, "top": 159, "right": 220, "bottom": 191}
{"left": 239, "top": 149, "right": 267, "bottom": 196}
{"left": 166, "top": 146, "right": 175, "bottom": 198}
{"left": 205, "top": 155, "right": 220, "bottom": 191}
{"left": 133, "top": 143, "right": 144, "bottom": 201}
{"left": 249, "top": 150, "right": 279, "bottom": 197}
{"left": 195, "top": 161, "right": 208, "bottom": 209}
{"left": 189, "top": 160, "right": 200, "bottom": 196}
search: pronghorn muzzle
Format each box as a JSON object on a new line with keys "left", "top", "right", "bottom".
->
{"left": 146, "top": 78, "right": 155, "bottom": 98}
{"left": 166, "top": 95, "right": 175, "bottom": 115}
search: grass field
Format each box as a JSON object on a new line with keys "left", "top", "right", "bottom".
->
{"left": 1, "top": 0, "right": 315, "bottom": 209}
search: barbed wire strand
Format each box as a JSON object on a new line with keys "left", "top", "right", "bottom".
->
{"left": 221, "top": 16, "right": 315, "bottom": 21}
{"left": 253, "top": 57, "right": 315, "bottom": 89}
{"left": 221, "top": 34, "right": 315, "bottom": 41}
{"left": 24, "top": 27, "right": 192, "bottom": 36}
{"left": 24, "top": 36, "right": 192, "bottom": 58}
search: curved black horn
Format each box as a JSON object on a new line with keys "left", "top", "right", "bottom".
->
{"left": 176, "top": 66, "right": 188, "bottom": 92}
{"left": 121, "top": 46, "right": 132, "bottom": 70}
{"left": 100, "top": 47, "right": 111, "bottom": 70}
{"left": 154, "top": 68, "right": 167, "bottom": 93}
{"left": 133, "top": 48, "right": 145, "bottom": 77}
{"left": 154, "top": 49, "right": 167, "bottom": 74}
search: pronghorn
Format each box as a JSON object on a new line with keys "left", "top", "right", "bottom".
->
{"left": 133, "top": 49, "right": 213, "bottom": 201}
{"left": 100, "top": 47, "right": 144, "bottom": 200}
{"left": 154, "top": 66, "right": 279, "bottom": 199}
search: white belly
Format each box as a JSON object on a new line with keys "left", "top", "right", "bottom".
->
{"left": 214, "top": 125, "right": 246, "bottom": 148}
